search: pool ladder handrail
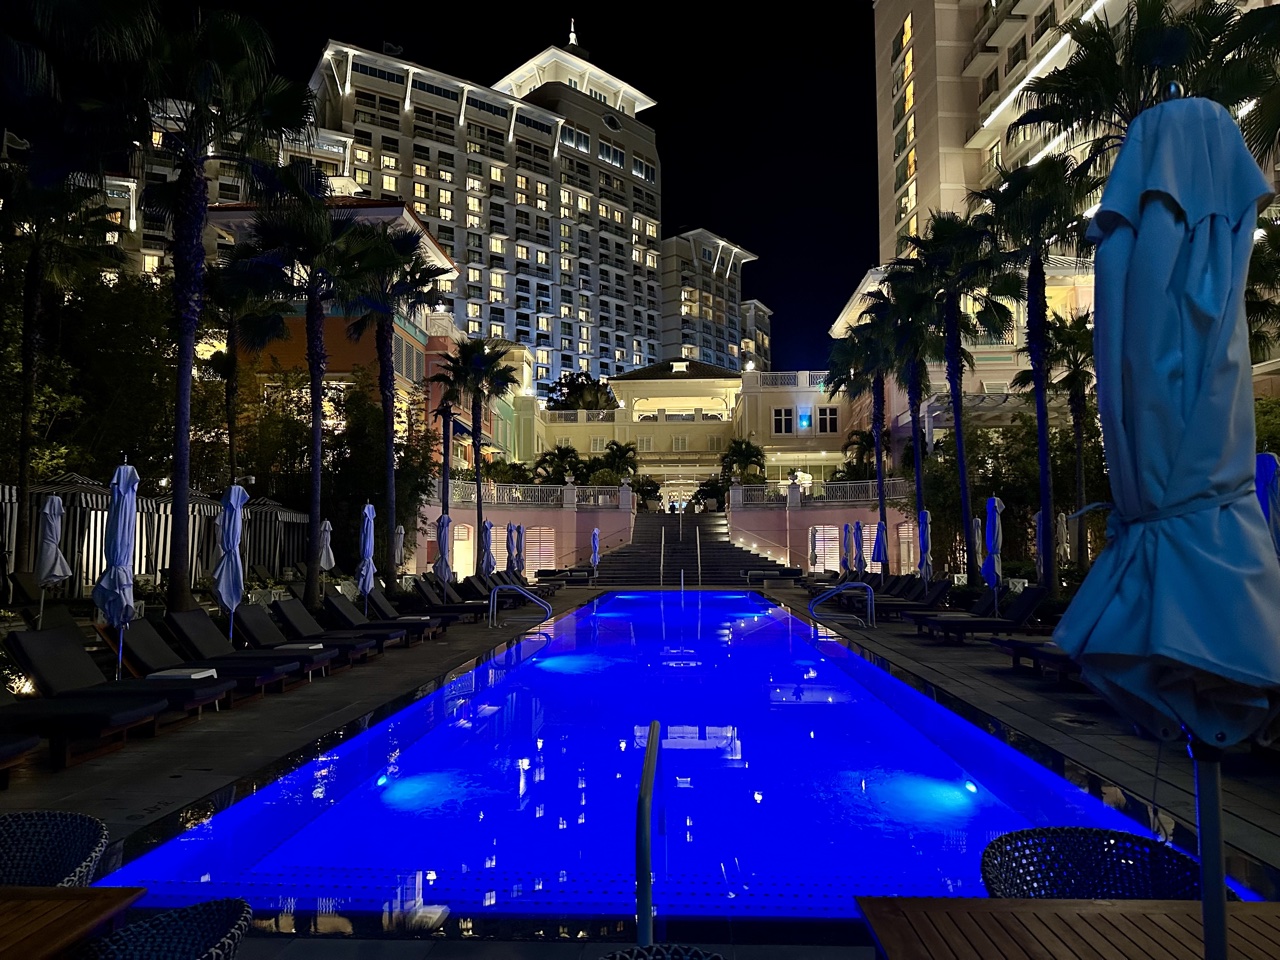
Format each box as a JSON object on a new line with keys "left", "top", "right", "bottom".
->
{"left": 636, "top": 718, "right": 660, "bottom": 947}
{"left": 696, "top": 527, "right": 702, "bottom": 587}
{"left": 809, "top": 581, "right": 876, "bottom": 629}
{"left": 659, "top": 527, "right": 665, "bottom": 588}
{"left": 487, "top": 584, "right": 552, "bottom": 628}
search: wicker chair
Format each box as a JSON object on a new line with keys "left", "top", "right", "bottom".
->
{"left": 0, "top": 811, "right": 109, "bottom": 886}
{"left": 599, "top": 947, "right": 725, "bottom": 960}
{"left": 981, "top": 827, "right": 1238, "bottom": 901}
{"left": 73, "top": 898, "right": 253, "bottom": 960}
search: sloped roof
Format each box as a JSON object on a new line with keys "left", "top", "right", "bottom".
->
{"left": 609, "top": 360, "right": 741, "bottom": 382}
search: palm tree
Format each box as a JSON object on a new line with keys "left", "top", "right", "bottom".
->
{"left": 0, "top": 167, "right": 124, "bottom": 568}
{"left": 601, "top": 439, "right": 638, "bottom": 477}
{"left": 533, "top": 445, "right": 584, "bottom": 485}
{"left": 1013, "top": 310, "right": 1096, "bottom": 571}
{"left": 1246, "top": 217, "right": 1280, "bottom": 363}
{"left": 343, "top": 223, "right": 449, "bottom": 578}
{"left": 719, "top": 438, "right": 765, "bottom": 480}
{"left": 895, "top": 212, "right": 1020, "bottom": 580}
{"left": 433, "top": 396, "right": 456, "bottom": 519}
{"left": 1012, "top": 0, "right": 1280, "bottom": 167}
{"left": 970, "top": 155, "right": 1101, "bottom": 595}
{"left": 144, "top": 11, "right": 313, "bottom": 611}
{"left": 429, "top": 339, "right": 519, "bottom": 574}
{"left": 826, "top": 312, "right": 896, "bottom": 533}
{"left": 250, "top": 175, "right": 376, "bottom": 609}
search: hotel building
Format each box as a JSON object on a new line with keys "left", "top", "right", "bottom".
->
{"left": 659, "top": 228, "right": 757, "bottom": 371}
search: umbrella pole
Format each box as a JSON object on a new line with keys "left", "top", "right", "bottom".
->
{"left": 37, "top": 590, "right": 45, "bottom": 631}
{"left": 1192, "top": 741, "right": 1229, "bottom": 960}
{"left": 116, "top": 625, "right": 124, "bottom": 682}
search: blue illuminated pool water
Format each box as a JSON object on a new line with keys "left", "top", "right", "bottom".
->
{"left": 100, "top": 591, "right": 1155, "bottom": 929}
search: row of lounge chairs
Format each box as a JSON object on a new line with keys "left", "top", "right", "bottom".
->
{"left": 0, "top": 580, "right": 470, "bottom": 776}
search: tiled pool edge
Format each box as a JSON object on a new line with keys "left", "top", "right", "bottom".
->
{"left": 778, "top": 594, "right": 1280, "bottom": 901}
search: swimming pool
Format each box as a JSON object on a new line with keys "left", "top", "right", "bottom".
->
{"left": 100, "top": 591, "right": 1155, "bottom": 935}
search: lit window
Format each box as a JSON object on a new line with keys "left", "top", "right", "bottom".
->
{"left": 381, "top": 155, "right": 399, "bottom": 169}
{"left": 354, "top": 147, "right": 371, "bottom": 164}
{"left": 646, "top": 222, "right": 658, "bottom": 238}
{"left": 516, "top": 175, "right": 529, "bottom": 189}
{"left": 438, "top": 188, "right": 453, "bottom": 204}
{"left": 536, "top": 181, "right": 548, "bottom": 196}
{"left": 490, "top": 165, "right": 503, "bottom": 182}
{"left": 537, "top": 250, "right": 550, "bottom": 265}
{"left": 468, "top": 267, "right": 483, "bottom": 283}
{"left": 560, "top": 256, "right": 571, "bottom": 272}
{"left": 439, "top": 208, "right": 453, "bottom": 221}
{"left": 150, "top": 130, "right": 164, "bottom": 148}
{"left": 467, "top": 303, "right": 482, "bottom": 318}
{"left": 516, "top": 244, "right": 530, "bottom": 260}
{"left": 413, "top": 162, "right": 427, "bottom": 177}
{"left": 355, "top": 169, "right": 371, "bottom": 185}
{"left": 466, "top": 214, "right": 480, "bottom": 227}
{"left": 413, "top": 201, "right": 427, "bottom": 216}
{"left": 491, "top": 273, "right": 506, "bottom": 289}
{"left": 143, "top": 253, "right": 161, "bottom": 274}
{"left": 414, "top": 182, "right": 426, "bottom": 198}
{"left": 467, "top": 196, "right": 482, "bottom": 213}
{"left": 577, "top": 196, "right": 590, "bottom": 212}
{"left": 490, "top": 323, "right": 505, "bottom": 338}
{"left": 516, "top": 192, "right": 528, "bottom": 205}
{"left": 381, "top": 174, "right": 397, "bottom": 191}
{"left": 673, "top": 436, "right": 688, "bottom": 452}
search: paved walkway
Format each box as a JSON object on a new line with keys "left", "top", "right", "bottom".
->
{"left": 765, "top": 582, "right": 1280, "bottom": 898}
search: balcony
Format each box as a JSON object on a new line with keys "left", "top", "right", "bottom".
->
{"left": 990, "top": 14, "right": 1027, "bottom": 46}
{"left": 1012, "top": 0, "right": 1047, "bottom": 14}
{"left": 963, "top": 46, "right": 999, "bottom": 78}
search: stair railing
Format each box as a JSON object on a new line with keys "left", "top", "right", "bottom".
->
{"left": 659, "top": 526, "right": 665, "bottom": 588}
{"left": 696, "top": 527, "right": 702, "bottom": 587}
{"left": 679, "top": 506, "right": 683, "bottom": 542}
{"left": 636, "top": 719, "right": 661, "bottom": 947}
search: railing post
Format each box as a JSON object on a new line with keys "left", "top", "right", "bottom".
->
{"left": 785, "top": 477, "right": 801, "bottom": 567}
{"left": 729, "top": 476, "right": 743, "bottom": 511}
{"left": 660, "top": 527, "right": 665, "bottom": 587}
{"left": 696, "top": 527, "right": 702, "bottom": 587}
{"left": 618, "top": 477, "right": 632, "bottom": 513}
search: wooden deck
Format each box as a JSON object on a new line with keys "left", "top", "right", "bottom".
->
{"left": 857, "top": 897, "right": 1280, "bottom": 960}
{"left": 0, "top": 886, "right": 145, "bottom": 958}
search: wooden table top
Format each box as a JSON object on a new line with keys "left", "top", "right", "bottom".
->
{"left": 857, "top": 897, "right": 1280, "bottom": 960}
{"left": 0, "top": 886, "right": 146, "bottom": 959}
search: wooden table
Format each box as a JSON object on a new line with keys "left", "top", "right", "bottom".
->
{"left": 857, "top": 897, "right": 1280, "bottom": 960}
{"left": 0, "top": 886, "right": 145, "bottom": 959}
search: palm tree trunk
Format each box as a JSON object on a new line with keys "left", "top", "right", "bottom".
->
{"left": 303, "top": 291, "right": 327, "bottom": 610}
{"left": 1027, "top": 253, "right": 1056, "bottom": 597}
{"left": 439, "top": 405, "right": 452, "bottom": 516}
{"left": 472, "top": 394, "right": 485, "bottom": 576}
{"left": 907, "top": 364, "right": 925, "bottom": 518}
{"left": 872, "top": 373, "right": 887, "bottom": 532}
{"left": 166, "top": 163, "right": 207, "bottom": 613}
{"left": 376, "top": 317, "right": 397, "bottom": 578}
{"left": 1070, "top": 388, "right": 1089, "bottom": 571}
{"left": 15, "top": 246, "right": 42, "bottom": 573}
{"left": 225, "top": 317, "right": 240, "bottom": 485}
{"left": 945, "top": 293, "right": 978, "bottom": 581}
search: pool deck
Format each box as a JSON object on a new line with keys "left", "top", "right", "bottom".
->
{"left": 765, "top": 582, "right": 1280, "bottom": 898}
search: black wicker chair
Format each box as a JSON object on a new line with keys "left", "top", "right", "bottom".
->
{"left": 0, "top": 811, "right": 108, "bottom": 886}
{"left": 599, "top": 948, "right": 725, "bottom": 960}
{"left": 73, "top": 898, "right": 253, "bottom": 960}
{"left": 981, "top": 827, "right": 1239, "bottom": 901}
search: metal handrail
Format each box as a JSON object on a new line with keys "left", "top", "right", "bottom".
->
{"left": 487, "top": 584, "right": 552, "bottom": 628}
{"left": 636, "top": 718, "right": 660, "bottom": 947}
{"left": 809, "top": 581, "right": 876, "bottom": 628}
{"left": 696, "top": 527, "right": 702, "bottom": 587}
{"left": 660, "top": 527, "right": 665, "bottom": 587}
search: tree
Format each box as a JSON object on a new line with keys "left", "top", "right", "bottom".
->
{"left": 250, "top": 173, "right": 377, "bottom": 609}
{"left": 545, "top": 371, "right": 619, "bottom": 410}
{"left": 1013, "top": 310, "right": 1097, "bottom": 571}
{"left": 719, "top": 438, "right": 765, "bottom": 479}
{"left": 600, "top": 439, "right": 638, "bottom": 477}
{"left": 0, "top": 167, "right": 124, "bottom": 568}
{"left": 343, "top": 222, "right": 449, "bottom": 579}
{"left": 826, "top": 312, "right": 896, "bottom": 533}
{"left": 632, "top": 474, "right": 661, "bottom": 506}
{"left": 428, "top": 338, "right": 519, "bottom": 574}
{"left": 1246, "top": 217, "right": 1280, "bottom": 363}
{"left": 895, "top": 212, "right": 1020, "bottom": 580}
{"left": 970, "top": 155, "right": 1101, "bottom": 595}
{"left": 1012, "top": 0, "right": 1280, "bottom": 168}
{"left": 484, "top": 458, "right": 533, "bottom": 484}
{"left": 533, "top": 445, "right": 584, "bottom": 485}
{"left": 835, "top": 431, "right": 877, "bottom": 482}
{"left": 144, "top": 10, "right": 313, "bottom": 611}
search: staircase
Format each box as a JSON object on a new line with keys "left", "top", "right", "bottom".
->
{"left": 592, "top": 512, "right": 790, "bottom": 586}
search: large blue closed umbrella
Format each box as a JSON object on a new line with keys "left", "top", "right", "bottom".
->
{"left": 479, "top": 519, "right": 496, "bottom": 576}
{"left": 840, "top": 523, "right": 852, "bottom": 574}
{"left": 870, "top": 520, "right": 887, "bottom": 587}
{"left": 432, "top": 514, "right": 453, "bottom": 585}
{"left": 514, "top": 524, "right": 525, "bottom": 575}
{"left": 981, "top": 497, "right": 1004, "bottom": 614}
{"left": 1256, "top": 453, "right": 1280, "bottom": 561}
{"left": 355, "top": 504, "right": 377, "bottom": 613}
{"left": 852, "top": 520, "right": 866, "bottom": 575}
{"left": 34, "top": 495, "right": 72, "bottom": 630}
{"left": 506, "top": 522, "right": 517, "bottom": 573}
{"left": 590, "top": 527, "right": 600, "bottom": 572}
{"left": 1057, "top": 95, "right": 1280, "bottom": 960}
{"left": 917, "top": 510, "right": 932, "bottom": 582}
{"left": 211, "top": 485, "right": 249, "bottom": 639}
{"left": 92, "top": 464, "right": 139, "bottom": 681}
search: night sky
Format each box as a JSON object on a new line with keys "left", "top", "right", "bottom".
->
{"left": 213, "top": 3, "right": 881, "bottom": 371}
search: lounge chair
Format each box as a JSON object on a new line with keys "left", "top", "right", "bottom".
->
{"left": 0, "top": 688, "right": 164, "bottom": 770}
{"left": 7, "top": 571, "right": 41, "bottom": 606}
{"left": 234, "top": 603, "right": 377, "bottom": 665}
{"left": 323, "top": 590, "right": 437, "bottom": 643}
{"left": 982, "top": 827, "right": 1236, "bottom": 900}
{"left": 75, "top": 898, "right": 253, "bottom": 960}
{"left": 97, "top": 618, "right": 302, "bottom": 699}
{"left": 874, "top": 578, "right": 953, "bottom": 619}
{"left": 901, "top": 587, "right": 1002, "bottom": 631}
{"left": 0, "top": 811, "right": 109, "bottom": 886}
{"left": 269, "top": 598, "right": 398, "bottom": 654}
{"left": 987, "top": 636, "right": 1081, "bottom": 681}
{"left": 411, "top": 577, "right": 487, "bottom": 619}
{"left": 249, "top": 564, "right": 275, "bottom": 585}
{"left": 19, "top": 603, "right": 78, "bottom": 631}
{"left": 0, "top": 733, "right": 38, "bottom": 789}
{"left": 5, "top": 627, "right": 236, "bottom": 718}
{"left": 169, "top": 607, "right": 339, "bottom": 678}
{"left": 366, "top": 587, "right": 450, "bottom": 628}
{"left": 917, "top": 586, "right": 1048, "bottom": 642}
{"left": 496, "top": 569, "right": 560, "bottom": 594}
{"left": 460, "top": 575, "right": 523, "bottom": 607}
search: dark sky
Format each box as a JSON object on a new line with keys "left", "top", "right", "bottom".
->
{"left": 214, "top": 3, "right": 881, "bottom": 371}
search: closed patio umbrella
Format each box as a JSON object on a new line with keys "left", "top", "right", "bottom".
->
{"left": 981, "top": 497, "right": 1003, "bottom": 615}
{"left": 392, "top": 524, "right": 405, "bottom": 570}
{"left": 852, "top": 520, "right": 866, "bottom": 575}
{"left": 506, "top": 522, "right": 517, "bottom": 573}
{"left": 1256, "top": 453, "right": 1280, "bottom": 561}
{"left": 211, "top": 485, "right": 249, "bottom": 639}
{"left": 432, "top": 514, "right": 453, "bottom": 585}
{"left": 480, "top": 519, "right": 496, "bottom": 577}
{"left": 1033, "top": 511, "right": 1043, "bottom": 585}
{"left": 91, "top": 464, "right": 139, "bottom": 681}
{"left": 971, "top": 516, "right": 983, "bottom": 584}
{"left": 1055, "top": 512, "right": 1071, "bottom": 567}
{"left": 918, "top": 510, "right": 932, "bottom": 582}
{"left": 318, "top": 519, "right": 335, "bottom": 589}
{"left": 808, "top": 526, "right": 819, "bottom": 572}
{"left": 590, "top": 527, "right": 600, "bottom": 572}
{"left": 840, "top": 523, "right": 852, "bottom": 574}
{"left": 1056, "top": 95, "right": 1280, "bottom": 960}
{"left": 870, "top": 520, "right": 887, "bottom": 587}
{"left": 355, "top": 504, "right": 376, "bottom": 614}
{"left": 514, "top": 524, "right": 525, "bottom": 575}
{"left": 34, "top": 495, "right": 72, "bottom": 629}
